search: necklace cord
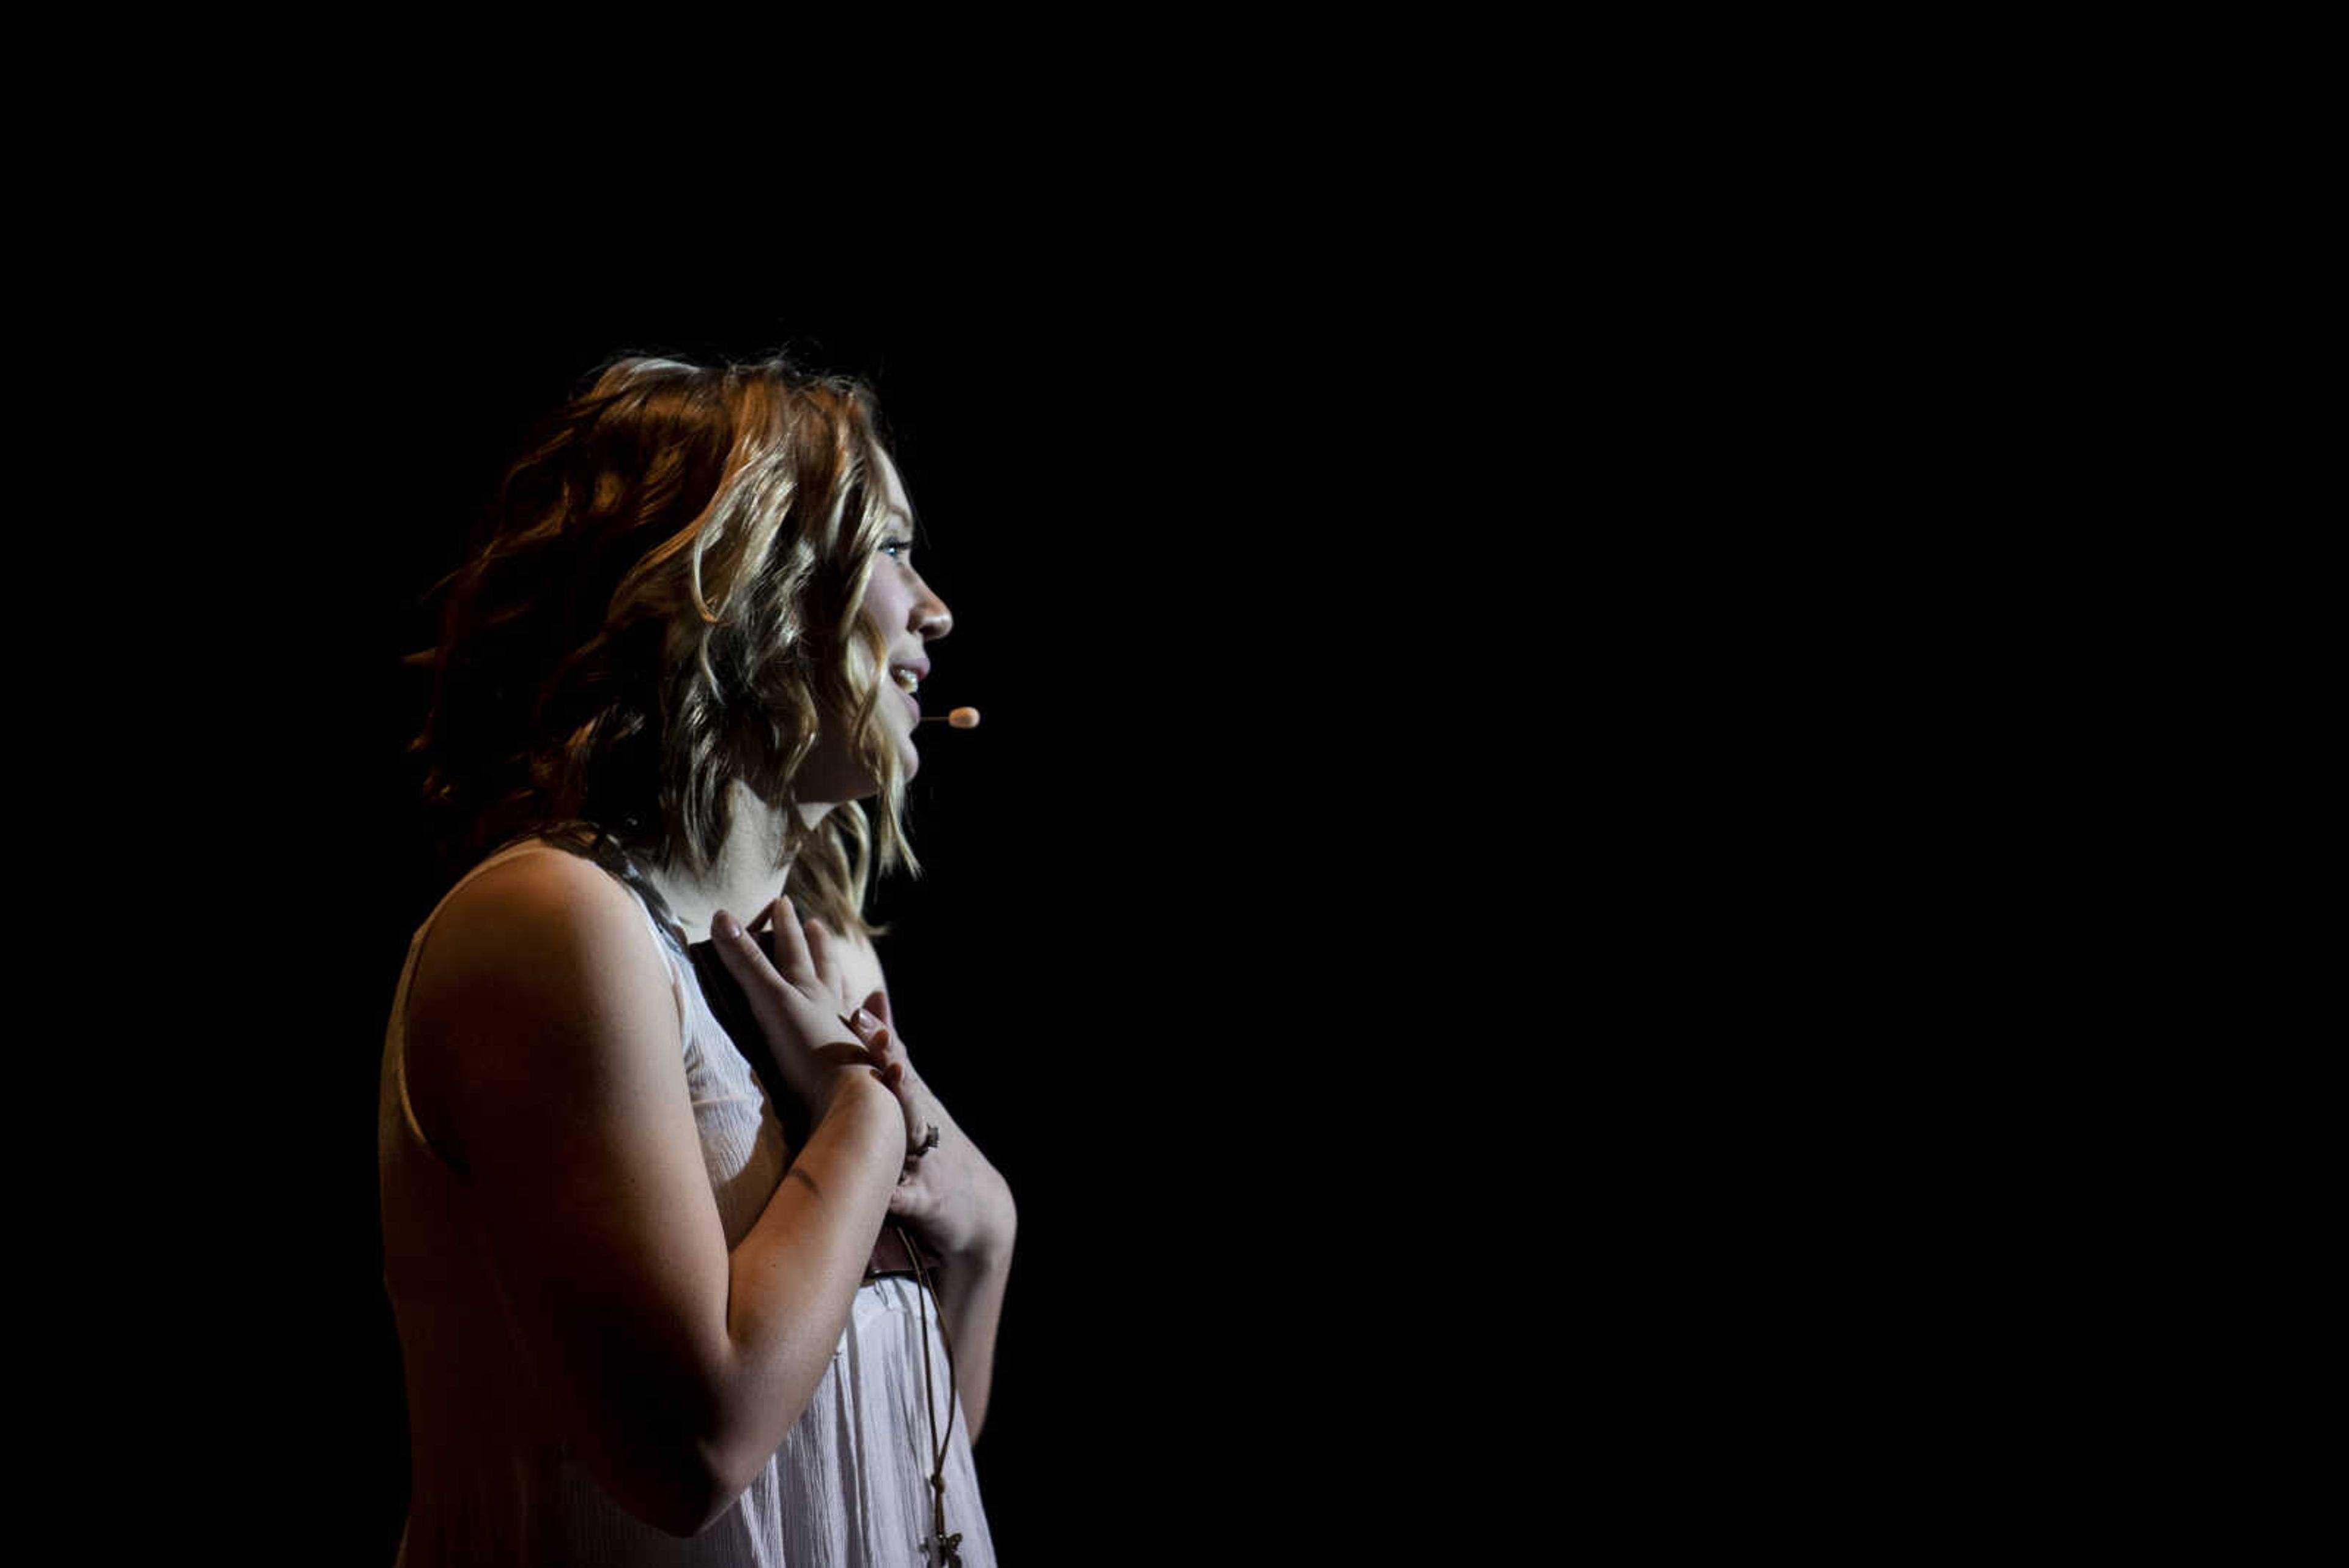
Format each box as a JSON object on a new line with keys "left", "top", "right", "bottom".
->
{"left": 896, "top": 1221, "right": 961, "bottom": 1561}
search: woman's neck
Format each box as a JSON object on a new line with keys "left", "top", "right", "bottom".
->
{"left": 642, "top": 781, "right": 829, "bottom": 944}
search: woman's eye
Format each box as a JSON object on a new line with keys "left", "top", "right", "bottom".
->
{"left": 879, "top": 537, "right": 913, "bottom": 561}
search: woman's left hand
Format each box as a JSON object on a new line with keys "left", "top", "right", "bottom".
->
{"left": 844, "top": 990, "right": 1016, "bottom": 1264}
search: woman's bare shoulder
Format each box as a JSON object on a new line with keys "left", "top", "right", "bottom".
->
{"left": 417, "top": 845, "right": 653, "bottom": 985}
{"left": 404, "top": 845, "right": 681, "bottom": 1163}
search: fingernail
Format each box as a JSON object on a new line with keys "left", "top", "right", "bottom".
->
{"left": 714, "top": 911, "right": 740, "bottom": 940}
{"left": 853, "top": 1008, "right": 878, "bottom": 1033}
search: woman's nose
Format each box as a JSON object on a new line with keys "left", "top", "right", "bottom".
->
{"left": 913, "top": 576, "right": 952, "bottom": 641}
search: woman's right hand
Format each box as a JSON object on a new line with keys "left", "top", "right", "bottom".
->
{"left": 710, "top": 896, "right": 902, "bottom": 1127}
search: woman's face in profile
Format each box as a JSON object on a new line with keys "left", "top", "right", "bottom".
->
{"left": 798, "top": 449, "right": 954, "bottom": 801}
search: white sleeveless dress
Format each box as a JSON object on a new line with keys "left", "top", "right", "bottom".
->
{"left": 379, "top": 838, "right": 997, "bottom": 1567}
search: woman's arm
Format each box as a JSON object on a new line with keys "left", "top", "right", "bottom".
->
{"left": 404, "top": 851, "right": 906, "bottom": 1535}
{"left": 827, "top": 932, "right": 1019, "bottom": 1442}
{"left": 932, "top": 1212, "right": 1015, "bottom": 1444}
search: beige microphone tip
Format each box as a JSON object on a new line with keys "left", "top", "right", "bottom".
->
{"left": 949, "top": 707, "right": 981, "bottom": 729}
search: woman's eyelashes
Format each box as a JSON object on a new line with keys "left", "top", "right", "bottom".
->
{"left": 878, "top": 537, "right": 913, "bottom": 562}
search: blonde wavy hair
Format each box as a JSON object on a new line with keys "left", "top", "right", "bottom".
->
{"left": 406, "top": 352, "right": 922, "bottom": 946}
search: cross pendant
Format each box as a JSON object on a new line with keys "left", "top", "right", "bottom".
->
{"left": 926, "top": 1468, "right": 962, "bottom": 1564}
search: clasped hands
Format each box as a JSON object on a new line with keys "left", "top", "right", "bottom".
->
{"left": 729, "top": 897, "right": 1015, "bottom": 1265}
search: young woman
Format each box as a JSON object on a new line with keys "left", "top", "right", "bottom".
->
{"left": 380, "top": 355, "right": 1014, "bottom": 1565}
